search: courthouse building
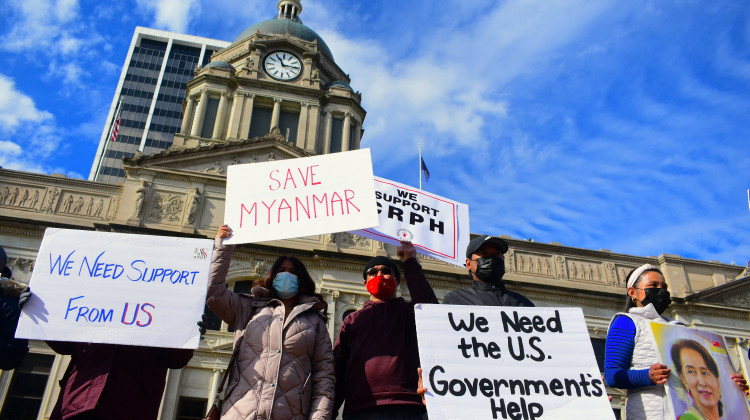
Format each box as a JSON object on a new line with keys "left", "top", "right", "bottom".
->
{"left": 1, "top": 1, "right": 749, "bottom": 418}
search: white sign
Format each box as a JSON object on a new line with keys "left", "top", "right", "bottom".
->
{"left": 224, "top": 149, "right": 379, "bottom": 244}
{"left": 16, "top": 228, "right": 213, "bottom": 349}
{"left": 415, "top": 304, "right": 615, "bottom": 420}
{"left": 350, "top": 177, "right": 470, "bottom": 266}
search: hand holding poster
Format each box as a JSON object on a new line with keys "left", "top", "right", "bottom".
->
{"left": 224, "top": 149, "right": 379, "bottom": 244}
{"left": 415, "top": 304, "right": 615, "bottom": 420}
{"left": 16, "top": 228, "right": 213, "bottom": 349}
{"left": 350, "top": 177, "right": 470, "bottom": 267}
{"left": 650, "top": 323, "right": 750, "bottom": 420}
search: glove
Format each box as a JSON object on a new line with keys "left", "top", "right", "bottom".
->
{"left": 18, "top": 287, "right": 31, "bottom": 309}
{"left": 197, "top": 312, "right": 208, "bottom": 339}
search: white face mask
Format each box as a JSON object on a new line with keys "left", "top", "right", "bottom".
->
{"left": 272, "top": 272, "right": 299, "bottom": 299}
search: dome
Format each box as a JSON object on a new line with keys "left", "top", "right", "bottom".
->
{"left": 233, "top": 17, "right": 334, "bottom": 61}
{"left": 325, "top": 80, "right": 353, "bottom": 92}
{"left": 204, "top": 61, "right": 234, "bottom": 71}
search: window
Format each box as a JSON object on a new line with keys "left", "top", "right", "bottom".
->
{"left": 590, "top": 338, "right": 605, "bottom": 374}
{"left": 200, "top": 97, "right": 221, "bottom": 138}
{"left": 176, "top": 397, "right": 207, "bottom": 420}
{"left": 279, "top": 110, "right": 299, "bottom": 144}
{"left": 202, "top": 306, "right": 222, "bottom": 331}
{"left": 329, "top": 117, "right": 343, "bottom": 153}
{"left": 0, "top": 353, "right": 55, "bottom": 420}
{"left": 248, "top": 106, "right": 273, "bottom": 139}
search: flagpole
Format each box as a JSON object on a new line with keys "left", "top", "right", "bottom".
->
{"left": 419, "top": 142, "right": 422, "bottom": 190}
{"left": 94, "top": 96, "right": 123, "bottom": 180}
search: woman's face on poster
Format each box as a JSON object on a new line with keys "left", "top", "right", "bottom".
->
{"left": 679, "top": 348, "right": 721, "bottom": 411}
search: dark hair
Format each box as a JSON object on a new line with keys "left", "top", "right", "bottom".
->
{"left": 624, "top": 267, "right": 664, "bottom": 311}
{"left": 254, "top": 256, "right": 328, "bottom": 316}
{"left": 671, "top": 339, "right": 723, "bottom": 416}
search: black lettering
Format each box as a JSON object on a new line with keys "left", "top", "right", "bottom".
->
{"left": 579, "top": 373, "right": 593, "bottom": 397}
{"left": 528, "top": 402, "right": 543, "bottom": 420}
{"left": 528, "top": 336, "right": 545, "bottom": 362}
{"left": 524, "top": 379, "right": 549, "bottom": 395}
{"left": 448, "top": 312, "right": 476, "bottom": 331}
{"left": 409, "top": 212, "right": 424, "bottom": 225}
{"left": 490, "top": 398, "right": 507, "bottom": 420}
{"left": 564, "top": 378, "right": 582, "bottom": 397}
{"left": 458, "top": 337, "right": 473, "bottom": 359}
{"left": 429, "top": 365, "right": 447, "bottom": 396}
{"left": 479, "top": 378, "right": 494, "bottom": 397}
{"left": 387, "top": 205, "right": 403, "bottom": 221}
{"left": 475, "top": 316, "right": 489, "bottom": 332}
{"left": 449, "top": 379, "right": 466, "bottom": 396}
{"left": 507, "top": 336, "right": 525, "bottom": 361}
{"left": 547, "top": 310, "right": 563, "bottom": 333}
{"left": 429, "top": 218, "right": 444, "bottom": 234}
{"left": 549, "top": 379, "right": 564, "bottom": 396}
{"left": 591, "top": 378, "right": 604, "bottom": 397}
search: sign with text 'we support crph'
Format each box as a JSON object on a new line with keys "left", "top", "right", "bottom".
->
{"left": 415, "top": 304, "right": 615, "bottom": 420}
{"left": 16, "top": 228, "right": 213, "bottom": 349}
{"left": 223, "top": 149, "right": 379, "bottom": 244}
{"left": 350, "top": 176, "right": 470, "bottom": 267}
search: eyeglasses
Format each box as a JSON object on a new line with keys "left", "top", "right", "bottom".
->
{"left": 366, "top": 266, "right": 393, "bottom": 277}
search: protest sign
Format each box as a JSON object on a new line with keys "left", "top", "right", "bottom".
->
{"left": 16, "top": 228, "right": 213, "bottom": 349}
{"left": 349, "top": 176, "right": 470, "bottom": 266}
{"left": 415, "top": 304, "right": 615, "bottom": 420}
{"left": 224, "top": 149, "right": 379, "bottom": 244}
{"left": 650, "top": 322, "right": 750, "bottom": 419}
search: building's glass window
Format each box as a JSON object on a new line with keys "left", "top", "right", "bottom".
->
{"left": 0, "top": 353, "right": 54, "bottom": 420}
{"left": 249, "top": 106, "right": 273, "bottom": 139}
{"left": 176, "top": 397, "right": 207, "bottom": 420}
{"left": 590, "top": 337, "right": 605, "bottom": 374}
{"left": 200, "top": 97, "right": 221, "bottom": 138}
{"left": 330, "top": 116, "right": 343, "bottom": 153}
{"left": 349, "top": 123, "right": 356, "bottom": 150}
{"left": 279, "top": 110, "right": 299, "bottom": 144}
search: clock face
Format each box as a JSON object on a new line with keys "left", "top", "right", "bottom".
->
{"left": 263, "top": 51, "right": 302, "bottom": 81}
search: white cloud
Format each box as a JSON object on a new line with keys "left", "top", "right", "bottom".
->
{"left": 136, "top": 0, "right": 201, "bottom": 33}
{"left": 0, "top": 74, "right": 53, "bottom": 131}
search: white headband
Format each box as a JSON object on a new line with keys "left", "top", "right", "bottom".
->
{"left": 627, "top": 263, "right": 659, "bottom": 288}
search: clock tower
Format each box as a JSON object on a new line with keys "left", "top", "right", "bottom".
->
{"left": 173, "top": 0, "right": 365, "bottom": 156}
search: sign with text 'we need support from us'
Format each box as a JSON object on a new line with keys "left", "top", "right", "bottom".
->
{"left": 223, "top": 149, "right": 379, "bottom": 244}
{"left": 350, "top": 177, "right": 470, "bottom": 267}
{"left": 415, "top": 305, "right": 615, "bottom": 420}
{"left": 16, "top": 228, "right": 213, "bottom": 349}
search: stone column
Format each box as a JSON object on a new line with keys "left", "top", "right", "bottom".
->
{"left": 296, "top": 102, "right": 309, "bottom": 149}
{"left": 353, "top": 121, "right": 362, "bottom": 149}
{"left": 323, "top": 111, "right": 333, "bottom": 154}
{"left": 239, "top": 94, "right": 256, "bottom": 140}
{"left": 270, "top": 97, "right": 282, "bottom": 129}
{"left": 342, "top": 111, "right": 352, "bottom": 152}
{"left": 213, "top": 92, "right": 229, "bottom": 140}
{"left": 306, "top": 104, "right": 320, "bottom": 150}
{"left": 207, "top": 368, "right": 222, "bottom": 407}
{"left": 226, "top": 92, "right": 242, "bottom": 139}
{"left": 190, "top": 89, "right": 208, "bottom": 137}
{"left": 180, "top": 96, "right": 195, "bottom": 134}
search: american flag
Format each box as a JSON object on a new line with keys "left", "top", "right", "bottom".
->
{"left": 421, "top": 157, "right": 430, "bottom": 182}
{"left": 110, "top": 109, "right": 122, "bottom": 142}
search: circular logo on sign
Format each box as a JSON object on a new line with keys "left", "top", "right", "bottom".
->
{"left": 396, "top": 228, "right": 414, "bottom": 241}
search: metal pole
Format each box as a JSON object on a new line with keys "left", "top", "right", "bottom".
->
{"left": 419, "top": 142, "right": 422, "bottom": 190}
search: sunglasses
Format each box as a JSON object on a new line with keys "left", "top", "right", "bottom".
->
{"left": 366, "top": 266, "right": 393, "bottom": 277}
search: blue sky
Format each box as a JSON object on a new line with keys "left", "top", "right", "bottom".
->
{"left": 1, "top": 0, "right": 749, "bottom": 265}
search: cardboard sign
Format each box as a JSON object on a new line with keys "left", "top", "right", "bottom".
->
{"left": 350, "top": 177, "right": 470, "bottom": 266}
{"left": 415, "top": 304, "right": 615, "bottom": 420}
{"left": 224, "top": 149, "right": 379, "bottom": 244}
{"left": 16, "top": 228, "right": 213, "bottom": 349}
{"left": 650, "top": 323, "right": 750, "bottom": 419}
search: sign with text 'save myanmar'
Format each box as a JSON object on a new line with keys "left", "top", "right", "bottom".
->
{"left": 16, "top": 228, "right": 212, "bottom": 349}
{"left": 415, "top": 304, "right": 615, "bottom": 420}
{"left": 223, "top": 149, "right": 379, "bottom": 244}
{"left": 350, "top": 176, "right": 470, "bottom": 267}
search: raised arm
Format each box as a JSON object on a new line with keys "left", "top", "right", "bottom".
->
{"left": 398, "top": 242, "right": 437, "bottom": 304}
{"left": 205, "top": 225, "right": 241, "bottom": 326}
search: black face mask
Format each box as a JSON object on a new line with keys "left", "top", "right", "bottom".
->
{"left": 640, "top": 288, "right": 671, "bottom": 314}
{"left": 472, "top": 256, "right": 505, "bottom": 284}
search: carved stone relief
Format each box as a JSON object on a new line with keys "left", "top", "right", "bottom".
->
{"left": 340, "top": 233, "right": 370, "bottom": 247}
{"left": 149, "top": 192, "right": 184, "bottom": 222}
{"left": 10, "top": 258, "right": 35, "bottom": 273}
{"left": 41, "top": 187, "right": 59, "bottom": 213}
{"left": 201, "top": 161, "right": 225, "bottom": 175}
{"left": 555, "top": 256, "right": 568, "bottom": 280}
{"left": 134, "top": 181, "right": 149, "bottom": 218}
{"left": 514, "top": 253, "right": 554, "bottom": 277}
{"left": 184, "top": 188, "right": 201, "bottom": 225}
{"left": 0, "top": 185, "right": 43, "bottom": 211}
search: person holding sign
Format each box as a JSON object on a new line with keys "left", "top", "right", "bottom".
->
{"left": 206, "top": 225, "right": 335, "bottom": 420}
{"left": 333, "top": 242, "right": 438, "bottom": 420}
{"left": 604, "top": 264, "right": 747, "bottom": 420}
{"left": 0, "top": 273, "right": 31, "bottom": 370}
{"left": 442, "top": 236, "right": 533, "bottom": 307}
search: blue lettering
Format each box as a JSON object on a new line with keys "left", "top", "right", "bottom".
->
{"left": 121, "top": 302, "right": 139, "bottom": 325}
{"left": 65, "top": 295, "right": 84, "bottom": 319}
{"left": 137, "top": 303, "right": 154, "bottom": 327}
{"left": 94, "top": 262, "right": 104, "bottom": 277}
{"left": 79, "top": 251, "right": 106, "bottom": 277}
{"left": 50, "top": 251, "right": 76, "bottom": 276}
{"left": 127, "top": 260, "right": 146, "bottom": 281}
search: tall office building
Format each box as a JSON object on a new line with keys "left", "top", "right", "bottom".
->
{"left": 89, "top": 27, "right": 230, "bottom": 183}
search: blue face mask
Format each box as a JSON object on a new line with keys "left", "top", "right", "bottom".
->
{"left": 273, "top": 272, "right": 299, "bottom": 299}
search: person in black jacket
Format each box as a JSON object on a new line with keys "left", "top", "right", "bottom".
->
{"left": 442, "top": 235, "right": 533, "bottom": 307}
{"left": 0, "top": 256, "right": 31, "bottom": 370}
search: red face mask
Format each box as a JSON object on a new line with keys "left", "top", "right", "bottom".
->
{"left": 366, "top": 275, "right": 397, "bottom": 299}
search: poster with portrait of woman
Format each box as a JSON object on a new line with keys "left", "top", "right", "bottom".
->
{"left": 650, "top": 322, "right": 750, "bottom": 420}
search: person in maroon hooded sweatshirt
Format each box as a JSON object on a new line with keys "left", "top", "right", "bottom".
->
{"left": 333, "top": 241, "right": 437, "bottom": 420}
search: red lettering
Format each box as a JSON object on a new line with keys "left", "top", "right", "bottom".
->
{"left": 269, "top": 169, "right": 281, "bottom": 190}
{"left": 283, "top": 168, "right": 298, "bottom": 189}
{"left": 137, "top": 303, "right": 154, "bottom": 327}
{"left": 278, "top": 198, "right": 292, "bottom": 223}
{"left": 240, "top": 203, "right": 257, "bottom": 227}
{"left": 344, "top": 189, "right": 360, "bottom": 214}
{"left": 312, "top": 193, "right": 328, "bottom": 218}
{"left": 262, "top": 200, "right": 276, "bottom": 224}
{"left": 330, "top": 192, "right": 344, "bottom": 216}
{"left": 309, "top": 165, "right": 321, "bottom": 185}
{"left": 295, "top": 196, "right": 310, "bottom": 221}
{"left": 298, "top": 167, "right": 310, "bottom": 186}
